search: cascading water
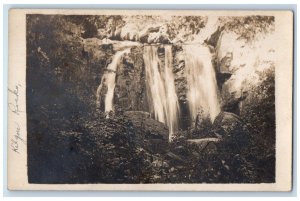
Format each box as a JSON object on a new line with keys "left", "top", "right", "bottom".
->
{"left": 143, "top": 46, "right": 168, "bottom": 123}
{"left": 143, "top": 45, "right": 179, "bottom": 140}
{"left": 164, "top": 46, "right": 180, "bottom": 138}
{"left": 184, "top": 44, "right": 220, "bottom": 123}
{"left": 97, "top": 48, "right": 131, "bottom": 115}
{"left": 98, "top": 41, "right": 219, "bottom": 139}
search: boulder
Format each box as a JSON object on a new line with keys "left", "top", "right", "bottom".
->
{"left": 187, "top": 138, "right": 220, "bottom": 155}
{"left": 124, "top": 110, "right": 168, "bottom": 140}
{"left": 124, "top": 111, "right": 169, "bottom": 153}
{"left": 114, "top": 46, "right": 149, "bottom": 112}
{"left": 212, "top": 112, "right": 249, "bottom": 152}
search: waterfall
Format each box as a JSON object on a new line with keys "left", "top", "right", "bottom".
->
{"left": 98, "top": 43, "right": 220, "bottom": 139}
{"left": 143, "top": 46, "right": 167, "bottom": 124}
{"left": 184, "top": 45, "right": 220, "bottom": 123}
{"left": 164, "top": 46, "right": 180, "bottom": 138}
{"left": 97, "top": 48, "right": 131, "bottom": 114}
{"left": 143, "top": 45, "right": 179, "bottom": 140}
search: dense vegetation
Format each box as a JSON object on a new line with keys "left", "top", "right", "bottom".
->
{"left": 27, "top": 15, "right": 275, "bottom": 183}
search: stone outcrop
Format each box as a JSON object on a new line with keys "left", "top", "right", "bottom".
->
{"left": 124, "top": 111, "right": 169, "bottom": 153}
{"left": 86, "top": 16, "right": 276, "bottom": 131}
{"left": 212, "top": 112, "right": 249, "bottom": 150}
{"left": 114, "top": 46, "right": 149, "bottom": 112}
{"left": 215, "top": 31, "right": 276, "bottom": 115}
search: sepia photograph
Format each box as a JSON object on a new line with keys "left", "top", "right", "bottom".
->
{"left": 7, "top": 9, "right": 293, "bottom": 191}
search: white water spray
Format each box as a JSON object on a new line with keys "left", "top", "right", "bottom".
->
{"left": 98, "top": 48, "right": 131, "bottom": 114}
{"left": 184, "top": 45, "right": 220, "bottom": 123}
{"left": 164, "top": 45, "right": 180, "bottom": 138}
{"left": 143, "top": 45, "right": 179, "bottom": 140}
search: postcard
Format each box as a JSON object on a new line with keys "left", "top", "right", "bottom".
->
{"left": 7, "top": 9, "right": 293, "bottom": 191}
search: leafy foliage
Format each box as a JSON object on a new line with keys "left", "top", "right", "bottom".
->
{"left": 219, "top": 16, "right": 275, "bottom": 42}
{"left": 27, "top": 15, "right": 275, "bottom": 184}
{"left": 240, "top": 67, "right": 276, "bottom": 182}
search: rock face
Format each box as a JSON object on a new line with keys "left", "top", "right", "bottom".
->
{"left": 115, "top": 46, "right": 149, "bottom": 112}
{"left": 212, "top": 112, "right": 249, "bottom": 151}
{"left": 94, "top": 31, "right": 276, "bottom": 134}
{"left": 97, "top": 43, "right": 191, "bottom": 130}
{"left": 187, "top": 138, "right": 219, "bottom": 155}
{"left": 124, "top": 111, "right": 169, "bottom": 153}
{"left": 215, "top": 31, "right": 276, "bottom": 115}
{"left": 79, "top": 15, "right": 276, "bottom": 118}
{"left": 91, "top": 16, "right": 276, "bottom": 133}
{"left": 95, "top": 16, "right": 207, "bottom": 44}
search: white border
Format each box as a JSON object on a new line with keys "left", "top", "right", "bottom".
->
{"left": 0, "top": 4, "right": 299, "bottom": 200}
